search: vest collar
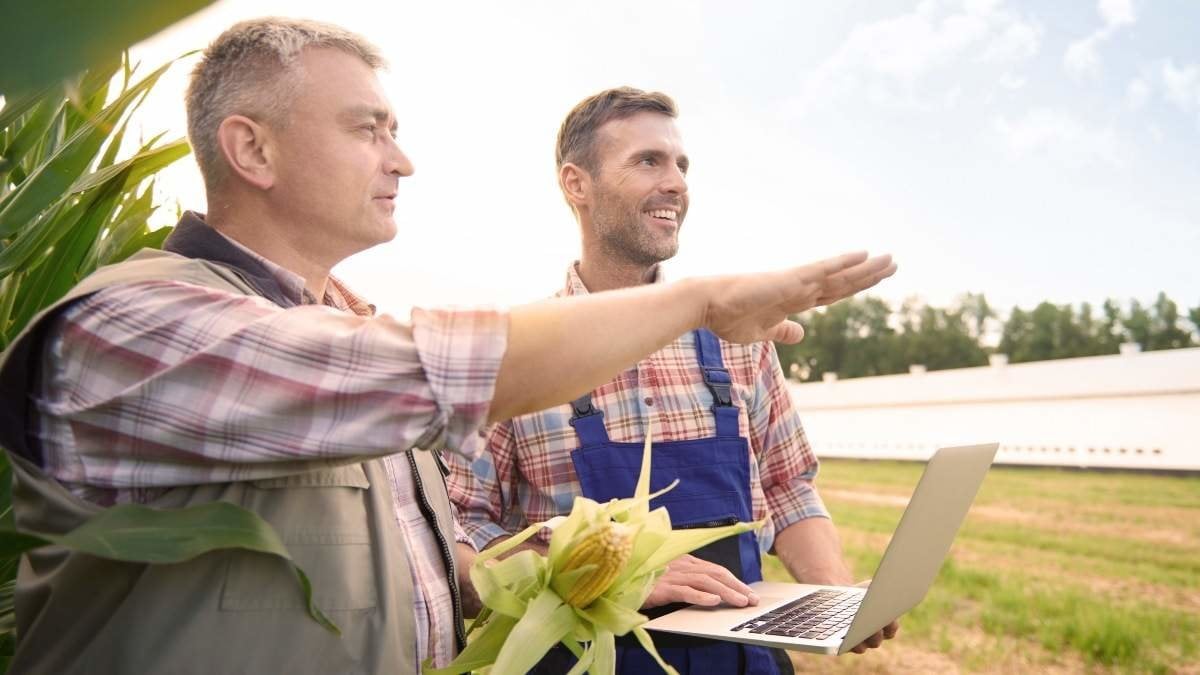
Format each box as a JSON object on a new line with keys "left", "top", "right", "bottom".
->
{"left": 163, "top": 211, "right": 302, "bottom": 308}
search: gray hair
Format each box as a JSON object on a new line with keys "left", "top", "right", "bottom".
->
{"left": 185, "top": 17, "right": 386, "bottom": 189}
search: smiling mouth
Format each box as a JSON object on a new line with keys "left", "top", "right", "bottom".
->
{"left": 644, "top": 208, "right": 678, "bottom": 223}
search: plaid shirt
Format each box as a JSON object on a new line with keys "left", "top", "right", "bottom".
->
{"left": 447, "top": 263, "right": 828, "bottom": 557}
{"left": 35, "top": 227, "right": 507, "bottom": 669}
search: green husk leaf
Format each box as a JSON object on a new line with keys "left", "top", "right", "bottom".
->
{"left": 423, "top": 613, "right": 519, "bottom": 675}
{"left": 633, "top": 625, "right": 680, "bottom": 675}
{"left": 579, "top": 595, "right": 648, "bottom": 636}
{"left": 491, "top": 587, "right": 578, "bottom": 674}
{"left": 636, "top": 519, "right": 764, "bottom": 575}
{"left": 440, "top": 416, "right": 760, "bottom": 673}
{"left": 563, "top": 639, "right": 597, "bottom": 675}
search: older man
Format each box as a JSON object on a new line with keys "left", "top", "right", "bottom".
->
{"left": 0, "top": 21, "right": 894, "bottom": 675}
{"left": 447, "top": 88, "right": 900, "bottom": 674}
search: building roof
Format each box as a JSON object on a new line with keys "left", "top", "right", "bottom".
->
{"left": 787, "top": 347, "right": 1200, "bottom": 410}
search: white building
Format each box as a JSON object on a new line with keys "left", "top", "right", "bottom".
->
{"left": 787, "top": 346, "right": 1200, "bottom": 472}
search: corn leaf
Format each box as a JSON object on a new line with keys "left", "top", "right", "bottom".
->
{"left": 438, "top": 416, "right": 763, "bottom": 674}
{"left": 563, "top": 633, "right": 600, "bottom": 675}
{"left": 0, "top": 86, "right": 57, "bottom": 132}
{"left": 0, "top": 500, "right": 339, "bottom": 634}
{"left": 0, "top": 0, "right": 215, "bottom": 98}
{"left": 0, "top": 59, "right": 174, "bottom": 239}
{"left": 492, "top": 588, "right": 578, "bottom": 675}
{"left": 633, "top": 626, "right": 680, "bottom": 675}
{"left": 425, "top": 613, "right": 519, "bottom": 675}
{"left": 637, "top": 520, "right": 763, "bottom": 576}
{"left": 0, "top": 99, "right": 60, "bottom": 182}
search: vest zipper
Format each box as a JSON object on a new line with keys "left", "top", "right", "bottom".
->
{"left": 405, "top": 449, "right": 468, "bottom": 652}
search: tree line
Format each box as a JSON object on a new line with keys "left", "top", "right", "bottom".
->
{"left": 775, "top": 292, "right": 1200, "bottom": 382}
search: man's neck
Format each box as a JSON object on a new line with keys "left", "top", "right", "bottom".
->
{"left": 206, "top": 202, "right": 332, "bottom": 301}
{"left": 576, "top": 251, "right": 658, "bottom": 293}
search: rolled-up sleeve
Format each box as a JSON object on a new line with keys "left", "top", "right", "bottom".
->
{"left": 40, "top": 280, "right": 508, "bottom": 491}
{"left": 748, "top": 342, "right": 831, "bottom": 546}
{"left": 410, "top": 307, "right": 509, "bottom": 455}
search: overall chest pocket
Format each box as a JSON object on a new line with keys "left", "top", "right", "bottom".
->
{"left": 220, "top": 464, "right": 377, "bottom": 612}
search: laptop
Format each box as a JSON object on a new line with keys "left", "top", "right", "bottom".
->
{"left": 644, "top": 443, "right": 998, "bottom": 655}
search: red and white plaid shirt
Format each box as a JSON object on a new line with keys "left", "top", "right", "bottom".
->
{"left": 34, "top": 232, "right": 506, "bottom": 669}
{"left": 447, "top": 263, "right": 828, "bottom": 556}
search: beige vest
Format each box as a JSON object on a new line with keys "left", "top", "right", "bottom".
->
{"left": 1, "top": 249, "right": 461, "bottom": 674}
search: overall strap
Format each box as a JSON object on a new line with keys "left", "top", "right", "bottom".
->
{"left": 694, "top": 329, "right": 740, "bottom": 437}
{"left": 568, "top": 394, "right": 611, "bottom": 446}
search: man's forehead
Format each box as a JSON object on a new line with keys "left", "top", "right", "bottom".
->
{"left": 600, "top": 113, "right": 685, "bottom": 153}
{"left": 296, "top": 48, "right": 392, "bottom": 112}
{"left": 338, "top": 103, "right": 396, "bottom": 123}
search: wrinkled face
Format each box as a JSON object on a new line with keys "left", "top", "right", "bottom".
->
{"left": 587, "top": 112, "right": 689, "bottom": 266}
{"left": 270, "top": 48, "right": 413, "bottom": 262}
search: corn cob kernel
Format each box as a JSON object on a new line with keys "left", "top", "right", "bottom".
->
{"left": 556, "top": 520, "right": 632, "bottom": 608}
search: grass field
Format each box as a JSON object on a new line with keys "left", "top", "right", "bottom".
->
{"left": 762, "top": 459, "right": 1200, "bottom": 674}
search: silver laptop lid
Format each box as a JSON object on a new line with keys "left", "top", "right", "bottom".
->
{"left": 838, "top": 443, "right": 998, "bottom": 653}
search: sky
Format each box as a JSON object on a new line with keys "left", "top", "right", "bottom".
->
{"left": 127, "top": 0, "right": 1200, "bottom": 318}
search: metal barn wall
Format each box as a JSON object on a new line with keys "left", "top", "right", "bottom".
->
{"left": 787, "top": 347, "right": 1200, "bottom": 471}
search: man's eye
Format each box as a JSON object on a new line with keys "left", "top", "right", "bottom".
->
{"left": 361, "top": 124, "right": 377, "bottom": 134}
{"left": 640, "top": 157, "right": 656, "bottom": 166}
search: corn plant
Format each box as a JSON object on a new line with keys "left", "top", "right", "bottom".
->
{"left": 0, "top": 56, "right": 336, "bottom": 671}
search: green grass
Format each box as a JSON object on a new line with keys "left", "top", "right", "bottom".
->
{"left": 761, "top": 460, "right": 1200, "bottom": 673}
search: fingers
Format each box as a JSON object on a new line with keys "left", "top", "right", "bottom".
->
{"left": 669, "top": 572, "right": 755, "bottom": 607}
{"left": 665, "top": 585, "right": 723, "bottom": 606}
{"left": 847, "top": 621, "right": 899, "bottom": 655}
{"left": 668, "top": 555, "right": 759, "bottom": 603}
{"left": 765, "top": 320, "right": 805, "bottom": 344}
{"left": 816, "top": 250, "right": 869, "bottom": 276}
{"left": 816, "top": 255, "right": 896, "bottom": 305}
{"left": 779, "top": 253, "right": 895, "bottom": 315}
{"left": 648, "top": 558, "right": 759, "bottom": 609}
{"left": 848, "top": 630, "right": 883, "bottom": 654}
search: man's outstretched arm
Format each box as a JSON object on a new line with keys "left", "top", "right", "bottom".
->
{"left": 490, "top": 251, "right": 895, "bottom": 423}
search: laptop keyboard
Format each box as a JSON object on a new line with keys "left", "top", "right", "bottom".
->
{"left": 730, "top": 590, "right": 861, "bottom": 640}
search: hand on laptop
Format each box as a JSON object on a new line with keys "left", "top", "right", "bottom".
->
{"left": 642, "top": 554, "right": 761, "bottom": 609}
{"left": 847, "top": 580, "right": 900, "bottom": 654}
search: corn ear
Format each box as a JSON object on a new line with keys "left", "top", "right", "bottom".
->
{"left": 426, "top": 416, "right": 763, "bottom": 675}
{"left": 553, "top": 520, "right": 632, "bottom": 607}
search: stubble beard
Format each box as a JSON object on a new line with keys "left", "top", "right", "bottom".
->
{"left": 590, "top": 182, "right": 680, "bottom": 267}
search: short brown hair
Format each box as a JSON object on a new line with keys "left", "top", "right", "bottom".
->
{"left": 555, "top": 87, "right": 678, "bottom": 176}
{"left": 186, "top": 17, "right": 386, "bottom": 189}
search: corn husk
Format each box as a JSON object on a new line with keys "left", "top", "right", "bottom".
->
{"left": 426, "top": 419, "right": 763, "bottom": 675}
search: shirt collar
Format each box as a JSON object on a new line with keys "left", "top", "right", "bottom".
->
{"left": 162, "top": 211, "right": 374, "bottom": 316}
{"left": 560, "top": 261, "right": 665, "bottom": 297}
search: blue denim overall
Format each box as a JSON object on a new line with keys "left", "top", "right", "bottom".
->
{"left": 556, "top": 329, "right": 787, "bottom": 675}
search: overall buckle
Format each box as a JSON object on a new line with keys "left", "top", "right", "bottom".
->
{"left": 701, "top": 366, "right": 734, "bottom": 407}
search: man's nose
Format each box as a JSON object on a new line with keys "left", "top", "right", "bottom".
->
{"left": 661, "top": 163, "right": 687, "bottom": 195}
{"left": 385, "top": 138, "right": 414, "bottom": 177}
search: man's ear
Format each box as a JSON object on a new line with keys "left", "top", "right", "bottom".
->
{"left": 216, "top": 115, "right": 276, "bottom": 190}
{"left": 559, "top": 162, "right": 591, "bottom": 213}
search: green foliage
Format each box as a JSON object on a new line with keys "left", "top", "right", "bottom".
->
{"left": 778, "top": 294, "right": 990, "bottom": 381}
{"left": 0, "top": 0, "right": 216, "bottom": 99}
{"left": 778, "top": 293, "right": 1199, "bottom": 381}
{"left": 999, "top": 294, "right": 1198, "bottom": 364}
{"left": 0, "top": 55, "right": 337, "bottom": 662}
{"left": 0, "top": 502, "right": 340, "bottom": 635}
{"left": 0, "top": 55, "right": 186, "bottom": 347}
